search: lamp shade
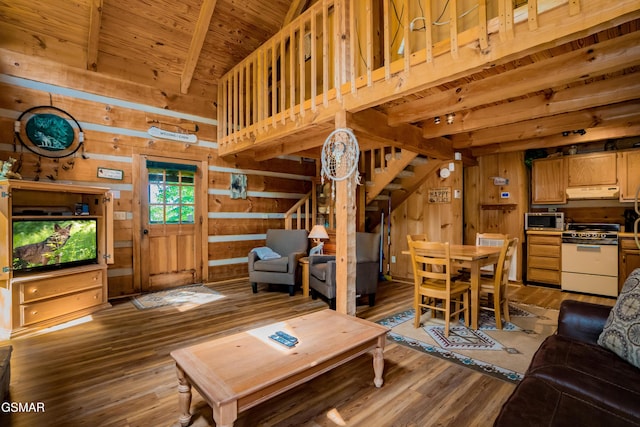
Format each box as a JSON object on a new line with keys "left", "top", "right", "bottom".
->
{"left": 309, "top": 224, "right": 329, "bottom": 240}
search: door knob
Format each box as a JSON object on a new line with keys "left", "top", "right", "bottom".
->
{"left": 143, "top": 229, "right": 149, "bottom": 235}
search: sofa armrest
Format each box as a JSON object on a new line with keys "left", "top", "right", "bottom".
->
{"left": 288, "top": 251, "right": 307, "bottom": 272}
{"left": 309, "top": 254, "right": 336, "bottom": 265}
{"left": 247, "top": 251, "right": 259, "bottom": 272}
{"left": 557, "top": 299, "right": 612, "bottom": 345}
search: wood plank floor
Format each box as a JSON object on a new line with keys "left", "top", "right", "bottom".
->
{"left": 0, "top": 279, "right": 616, "bottom": 427}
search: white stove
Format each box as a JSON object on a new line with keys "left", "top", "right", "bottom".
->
{"left": 561, "top": 223, "right": 619, "bottom": 297}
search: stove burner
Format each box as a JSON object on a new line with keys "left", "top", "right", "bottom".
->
{"left": 562, "top": 223, "right": 619, "bottom": 245}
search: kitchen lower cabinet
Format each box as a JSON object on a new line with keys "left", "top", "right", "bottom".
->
{"left": 619, "top": 236, "right": 640, "bottom": 292}
{"left": 526, "top": 232, "right": 562, "bottom": 286}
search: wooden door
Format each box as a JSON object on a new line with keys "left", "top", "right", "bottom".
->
{"left": 138, "top": 157, "right": 204, "bottom": 291}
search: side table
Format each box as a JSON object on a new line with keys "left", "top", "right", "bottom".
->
{"left": 299, "top": 257, "right": 310, "bottom": 297}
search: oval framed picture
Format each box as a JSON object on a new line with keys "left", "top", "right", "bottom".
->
{"left": 15, "top": 106, "right": 84, "bottom": 158}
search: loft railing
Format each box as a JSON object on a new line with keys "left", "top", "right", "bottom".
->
{"left": 217, "top": 0, "right": 617, "bottom": 156}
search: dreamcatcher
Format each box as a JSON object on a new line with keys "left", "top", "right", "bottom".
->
{"left": 321, "top": 128, "right": 361, "bottom": 199}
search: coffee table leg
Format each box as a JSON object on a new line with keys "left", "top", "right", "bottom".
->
{"left": 176, "top": 366, "right": 193, "bottom": 427}
{"left": 213, "top": 401, "right": 238, "bottom": 427}
{"left": 373, "top": 336, "right": 385, "bottom": 388}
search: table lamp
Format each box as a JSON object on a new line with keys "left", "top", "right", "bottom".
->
{"left": 309, "top": 224, "right": 329, "bottom": 254}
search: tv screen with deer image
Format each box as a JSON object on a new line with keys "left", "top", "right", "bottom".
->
{"left": 12, "top": 218, "right": 98, "bottom": 273}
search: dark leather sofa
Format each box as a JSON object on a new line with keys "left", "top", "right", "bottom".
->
{"left": 494, "top": 299, "right": 640, "bottom": 427}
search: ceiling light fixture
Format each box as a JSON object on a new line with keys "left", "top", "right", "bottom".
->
{"left": 446, "top": 113, "right": 455, "bottom": 125}
{"left": 434, "top": 116, "right": 441, "bottom": 125}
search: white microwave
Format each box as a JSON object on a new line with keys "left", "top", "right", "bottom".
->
{"left": 525, "top": 212, "right": 564, "bottom": 231}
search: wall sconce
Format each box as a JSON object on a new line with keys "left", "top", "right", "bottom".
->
{"left": 434, "top": 116, "right": 441, "bottom": 125}
{"left": 446, "top": 113, "right": 455, "bottom": 124}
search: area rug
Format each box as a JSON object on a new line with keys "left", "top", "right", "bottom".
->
{"left": 377, "top": 303, "right": 558, "bottom": 383}
{"left": 131, "top": 284, "right": 225, "bottom": 311}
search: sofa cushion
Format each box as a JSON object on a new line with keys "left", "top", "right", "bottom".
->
{"left": 252, "top": 246, "right": 282, "bottom": 260}
{"left": 494, "top": 375, "right": 640, "bottom": 427}
{"left": 253, "top": 257, "right": 288, "bottom": 273}
{"left": 598, "top": 268, "right": 640, "bottom": 369}
{"left": 526, "top": 334, "right": 640, "bottom": 422}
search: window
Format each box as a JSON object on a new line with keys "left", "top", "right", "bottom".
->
{"left": 147, "top": 162, "right": 196, "bottom": 224}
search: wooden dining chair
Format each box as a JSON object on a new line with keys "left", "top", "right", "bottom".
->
{"left": 476, "top": 237, "right": 518, "bottom": 329}
{"left": 476, "top": 232, "right": 508, "bottom": 277}
{"left": 407, "top": 239, "right": 470, "bottom": 337}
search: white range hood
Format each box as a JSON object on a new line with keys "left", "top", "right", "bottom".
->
{"left": 566, "top": 185, "right": 619, "bottom": 200}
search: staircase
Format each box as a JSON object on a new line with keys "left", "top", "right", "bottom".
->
{"left": 284, "top": 146, "right": 436, "bottom": 232}
{"left": 361, "top": 147, "right": 437, "bottom": 230}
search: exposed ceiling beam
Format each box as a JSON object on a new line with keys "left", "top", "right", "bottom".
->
{"left": 181, "top": 0, "right": 218, "bottom": 94}
{"left": 472, "top": 121, "right": 640, "bottom": 156}
{"left": 86, "top": 0, "right": 103, "bottom": 71}
{"left": 451, "top": 101, "right": 640, "bottom": 148}
{"left": 348, "top": 110, "right": 454, "bottom": 160}
{"left": 421, "top": 72, "right": 640, "bottom": 139}
{"left": 283, "top": 0, "right": 306, "bottom": 27}
{"left": 387, "top": 30, "right": 640, "bottom": 125}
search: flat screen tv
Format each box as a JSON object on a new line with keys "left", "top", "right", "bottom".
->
{"left": 12, "top": 218, "right": 98, "bottom": 274}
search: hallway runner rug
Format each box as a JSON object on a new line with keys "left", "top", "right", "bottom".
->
{"left": 377, "top": 303, "right": 558, "bottom": 383}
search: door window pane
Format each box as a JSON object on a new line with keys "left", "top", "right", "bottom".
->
{"left": 147, "top": 167, "right": 195, "bottom": 224}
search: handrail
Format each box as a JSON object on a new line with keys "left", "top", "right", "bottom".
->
{"left": 284, "top": 191, "right": 313, "bottom": 231}
{"left": 216, "top": 0, "right": 634, "bottom": 156}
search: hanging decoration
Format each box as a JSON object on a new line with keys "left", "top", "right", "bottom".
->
{"left": 14, "top": 106, "right": 84, "bottom": 158}
{"left": 320, "top": 128, "right": 361, "bottom": 200}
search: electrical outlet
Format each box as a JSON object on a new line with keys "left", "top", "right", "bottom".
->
{"left": 391, "top": 255, "right": 396, "bottom": 263}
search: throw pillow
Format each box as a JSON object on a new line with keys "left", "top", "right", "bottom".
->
{"left": 252, "top": 246, "right": 282, "bottom": 260}
{"left": 598, "top": 268, "right": 640, "bottom": 369}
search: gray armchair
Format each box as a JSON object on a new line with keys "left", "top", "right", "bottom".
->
{"left": 308, "top": 232, "right": 381, "bottom": 309}
{"left": 248, "top": 229, "right": 309, "bottom": 296}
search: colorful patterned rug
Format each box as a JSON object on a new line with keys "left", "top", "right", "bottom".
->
{"left": 131, "top": 284, "right": 225, "bottom": 311}
{"left": 377, "top": 303, "right": 558, "bottom": 383}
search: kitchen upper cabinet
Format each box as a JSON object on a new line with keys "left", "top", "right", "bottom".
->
{"left": 532, "top": 157, "right": 566, "bottom": 204}
{"left": 618, "top": 150, "right": 640, "bottom": 202}
{"left": 566, "top": 152, "right": 617, "bottom": 187}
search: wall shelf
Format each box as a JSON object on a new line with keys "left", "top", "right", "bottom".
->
{"left": 480, "top": 204, "right": 518, "bottom": 211}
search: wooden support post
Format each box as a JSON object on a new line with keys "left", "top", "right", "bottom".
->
{"left": 334, "top": 110, "right": 357, "bottom": 315}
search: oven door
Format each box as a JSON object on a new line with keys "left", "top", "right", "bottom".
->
{"left": 561, "top": 243, "right": 618, "bottom": 296}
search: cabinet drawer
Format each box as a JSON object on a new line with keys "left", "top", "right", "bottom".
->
{"left": 527, "top": 235, "right": 561, "bottom": 245}
{"left": 527, "top": 267, "right": 561, "bottom": 284}
{"left": 21, "top": 269, "right": 103, "bottom": 303}
{"left": 620, "top": 239, "right": 640, "bottom": 250}
{"left": 529, "top": 244, "right": 561, "bottom": 258}
{"left": 21, "top": 288, "right": 103, "bottom": 326}
{"left": 528, "top": 256, "right": 561, "bottom": 270}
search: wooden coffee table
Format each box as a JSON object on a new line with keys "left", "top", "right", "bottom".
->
{"left": 170, "top": 309, "right": 389, "bottom": 427}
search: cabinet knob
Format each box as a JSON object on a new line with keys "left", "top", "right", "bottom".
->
{"left": 31, "top": 311, "right": 38, "bottom": 315}
{"left": 31, "top": 289, "right": 38, "bottom": 293}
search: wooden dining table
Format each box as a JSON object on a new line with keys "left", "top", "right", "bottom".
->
{"left": 403, "top": 244, "right": 503, "bottom": 330}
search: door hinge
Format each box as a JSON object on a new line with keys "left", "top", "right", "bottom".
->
{"left": 1, "top": 191, "right": 10, "bottom": 198}
{"left": 103, "top": 196, "right": 111, "bottom": 203}
{"left": 2, "top": 266, "right": 12, "bottom": 273}
{"left": 102, "top": 254, "right": 112, "bottom": 260}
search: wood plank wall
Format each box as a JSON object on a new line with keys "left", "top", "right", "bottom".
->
{"left": 0, "top": 53, "right": 314, "bottom": 298}
{"left": 388, "top": 159, "right": 463, "bottom": 279}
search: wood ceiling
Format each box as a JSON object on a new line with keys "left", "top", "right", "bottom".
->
{"left": 1, "top": 1, "right": 639, "bottom": 159}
